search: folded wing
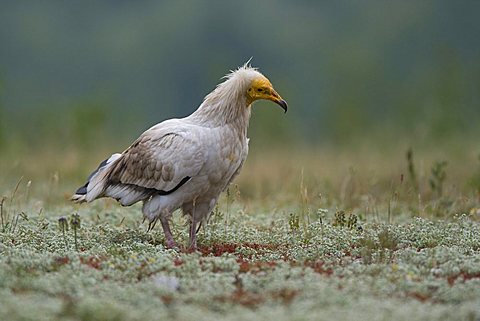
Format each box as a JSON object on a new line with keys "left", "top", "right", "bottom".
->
{"left": 83, "top": 129, "right": 205, "bottom": 205}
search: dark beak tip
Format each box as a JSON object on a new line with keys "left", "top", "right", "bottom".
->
{"left": 270, "top": 97, "right": 287, "bottom": 113}
{"left": 279, "top": 100, "right": 288, "bottom": 113}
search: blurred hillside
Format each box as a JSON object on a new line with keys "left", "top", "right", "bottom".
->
{"left": 0, "top": 1, "right": 479, "bottom": 152}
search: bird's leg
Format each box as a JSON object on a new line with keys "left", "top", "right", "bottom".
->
{"left": 188, "top": 200, "right": 198, "bottom": 251}
{"left": 159, "top": 214, "right": 177, "bottom": 250}
{"left": 189, "top": 214, "right": 198, "bottom": 251}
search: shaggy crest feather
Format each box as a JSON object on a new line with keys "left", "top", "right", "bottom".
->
{"left": 222, "top": 59, "right": 257, "bottom": 79}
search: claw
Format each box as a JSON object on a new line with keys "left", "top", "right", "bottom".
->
{"left": 147, "top": 217, "right": 158, "bottom": 232}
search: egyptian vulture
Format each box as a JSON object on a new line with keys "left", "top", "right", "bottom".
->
{"left": 72, "top": 63, "right": 287, "bottom": 250}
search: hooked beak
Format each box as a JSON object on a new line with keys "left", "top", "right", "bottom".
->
{"left": 269, "top": 89, "right": 288, "bottom": 113}
{"left": 275, "top": 99, "right": 288, "bottom": 113}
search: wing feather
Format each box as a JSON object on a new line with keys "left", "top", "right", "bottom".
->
{"left": 107, "top": 130, "right": 205, "bottom": 194}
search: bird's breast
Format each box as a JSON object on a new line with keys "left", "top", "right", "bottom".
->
{"left": 204, "top": 129, "right": 247, "bottom": 186}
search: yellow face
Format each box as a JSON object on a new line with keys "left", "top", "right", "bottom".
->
{"left": 246, "top": 77, "right": 288, "bottom": 112}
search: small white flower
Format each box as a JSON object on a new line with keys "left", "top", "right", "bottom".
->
{"left": 153, "top": 275, "right": 180, "bottom": 291}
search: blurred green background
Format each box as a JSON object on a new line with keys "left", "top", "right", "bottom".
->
{"left": 0, "top": 0, "right": 479, "bottom": 153}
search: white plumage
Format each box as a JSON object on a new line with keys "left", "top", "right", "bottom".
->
{"left": 72, "top": 63, "right": 287, "bottom": 249}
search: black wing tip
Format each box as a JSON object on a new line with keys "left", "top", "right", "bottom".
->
{"left": 157, "top": 176, "right": 191, "bottom": 195}
{"left": 122, "top": 176, "right": 191, "bottom": 197}
{"left": 75, "top": 184, "right": 88, "bottom": 195}
{"left": 75, "top": 156, "right": 111, "bottom": 196}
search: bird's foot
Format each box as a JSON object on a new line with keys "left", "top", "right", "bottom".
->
{"left": 165, "top": 238, "right": 179, "bottom": 251}
{"left": 185, "top": 237, "right": 197, "bottom": 253}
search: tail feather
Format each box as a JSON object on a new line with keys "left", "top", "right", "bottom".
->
{"left": 71, "top": 193, "right": 87, "bottom": 203}
{"left": 104, "top": 184, "right": 150, "bottom": 206}
{"left": 71, "top": 153, "right": 121, "bottom": 203}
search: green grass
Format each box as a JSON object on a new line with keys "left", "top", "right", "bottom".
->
{"left": 1, "top": 145, "right": 480, "bottom": 320}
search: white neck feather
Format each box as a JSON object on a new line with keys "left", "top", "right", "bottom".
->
{"left": 187, "top": 66, "right": 263, "bottom": 135}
